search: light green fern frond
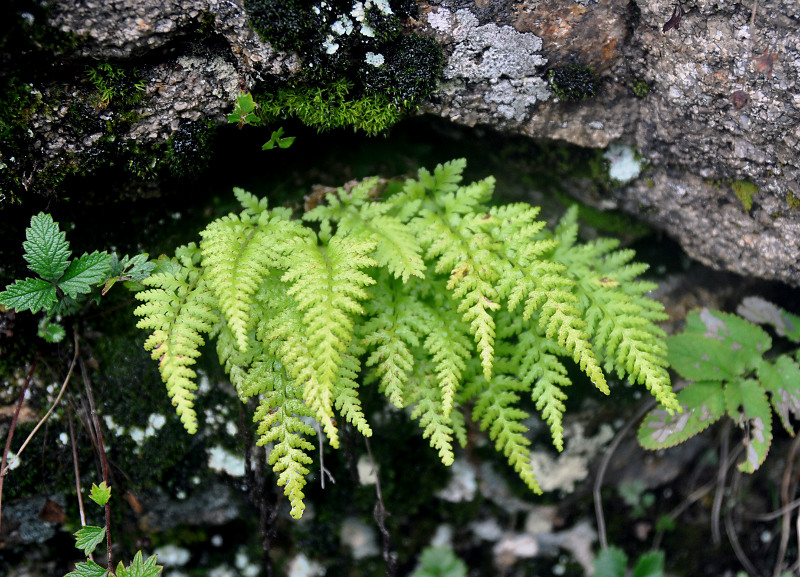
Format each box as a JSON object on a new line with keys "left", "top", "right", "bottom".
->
{"left": 335, "top": 351, "right": 373, "bottom": 437}
{"left": 200, "top": 200, "right": 302, "bottom": 353}
{"left": 281, "top": 234, "right": 377, "bottom": 447}
{"left": 472, "top": 375, "right": 541, "bottom": 493}
{"left": 410, "top": 182, "right": 502, "bottom": 380}
{"left": 558, "top": 233, "right": 678, "bottom": 413}
{"left": 359, "top": 275, "right": 426, "bottom": 408}
{"left": 249, "top": 359, "right": 316, "bottom": 519}
{"left": 417, "top": 295, "right": 474, "bottom": 418}
{"left": 134, "top": 244, "right": 219, "bottom": 434}
{"left": 407, "top": 362, "right": 463, "bottom": 466}
{"left": 305, "top": 178, "right": 425, "bottom": 282}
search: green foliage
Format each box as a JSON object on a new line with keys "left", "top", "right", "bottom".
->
{"left": 86, "top": 63, "right": 146, "bottom": 107}
{"left": 548, "top": 65, "right": 600, "bottom": 102}
{"left": 164, "top": 121, "right": 217, "bottom": 180}
{"left": 66, "top": 481, "right": 163, "bottom": 577}
{"left": 0, "top": 213, "right": 153, "bottom": 342}
{"left": 731, "top": 179, "right": 759, "bottom": 212}
{"left": 226, "top": 93, "right": 295, "bottom": 150}
{"left": 639, "top": 300, "right": 800, "bottom": 473}
{"left": 89, "top": 481, "right": 112, "bottom": 506}
{"left": 632, "top": 78, "right": 650, "bottom": 98}
{"left": 593, "top": 547, "right": 665, "bottom": 577}
{"left": 411, "top": 546, "right": 468, "bottom": 577}
{"left": 135, "top": 159, "right": 677, "bottom": 517}
{"left": 242, "top": 0, "right": 442, "bottom": 133}
{"left": 257, "top": 79, "right": 403, "bottom": 136}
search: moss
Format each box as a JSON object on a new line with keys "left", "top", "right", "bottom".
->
{"left": 787, "top": 191, "right": 800, "bottom": 210}
{"left": 732, "top": 180, "right": 759, "bottom": 212}
{"left": 165, "top": 121, "right": 217, "bottom": 180}
{"left": 548, "top": 65, "right": 599, "bottom": 102}
{"left": 257, "top": 79, "right": 403, "bottom": 136}
{"left": 359, "top": 35, "right": 443, "bottom": 108}
{"left": 86, "top": 62, "right": 146, "bottom": 108}
{"left": 0, "top": 0, "right": 81, "bottom": 203}
{"left": 243, "top": 0, "right": 442, "bottom": 133}
{"left": 632, "top": 78, "right": 650, "bottom": 98}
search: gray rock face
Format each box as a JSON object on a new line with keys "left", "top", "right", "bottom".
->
{"left": 10, "top": 0, "right": 800, "bottom": 286}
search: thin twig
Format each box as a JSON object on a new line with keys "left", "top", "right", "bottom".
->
{"left": 67, "top": 404, "right": 92, "bottom": 562}
{"left": 364, "top": 436, "right": 397, "bottom": 577}
{"left": 725, "top": 470, "right": 759, "bottom": 577}
{"left": 593, "top": 398, "right": 657, "bottom": 551}
{"left": 0, "top": 350, "right": 42, "bottom": 540}
{"left": 3, "top": 335, "right": 80, "bottom": 475}
{"left": 711, "top": 421, "right": 732, "bottom": 545}
{"left": 79, "top": 352, "right": 113, "bottom": 571}
{"left": 317, "top": 421, "right": 335, "bottom": 489}
{"left": 652, "top": 445, "right": 743, "bottom": 550}
{"left": 774, "top": 433, "right": 800, "bottom": 577}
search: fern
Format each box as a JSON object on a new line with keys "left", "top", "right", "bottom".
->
{"left": 134, "top": 159, "right": 677, "bottom": 516}
{"left": 639, "top": 301, "right": 800, "bottom": 473}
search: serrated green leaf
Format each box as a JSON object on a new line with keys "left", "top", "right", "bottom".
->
{"left": 638, "top": 381, "right": 725, "bottom": 449}
{"left": 724, "top": 378, "right": 772, "bottom": 473}
{"left": 759, "top": 354, "right": 800, "bottom": 433}
{"left": 73, "top": 525, "right": 106, "bottom": 556}
{"left": 593, "top": 547, "right": 627, "bottom": 577}
{"left": 676, "top": 309, "right": 771, "bottom": 374}
{"left": 738, "top": 296, "right": 800, "bottom": 342}
{"left": 64, "top": 560, "right": 108, "bottom": 577}
{"left": 23, "top": 212, "right": 71, "bottom": 281}
{"left": 59, "top": 251, "right": 112, "bottom": 298}
{"left": 89, "top": 481, "right": 111, "bottom": 506}
{"left": 38, "top": 318, "right": 66, "bottom": 342}
{"left": 115, "top": 551, "right": 163, "bottom": 577}
{"left": 0, "top": 277, "right": 57, "bottom": 313}
{"left": 278, "top": 136, "right": 295, "bottom": 148}
{"left": 632, "top": 551, "right": 665, "bottom": 577}
{"left": 668, "top": 334, "right": 744, "bottom": 381}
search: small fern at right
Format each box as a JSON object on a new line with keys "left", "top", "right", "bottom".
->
{"left": 134, "top": 159, "right": 678, "bottom": 517}
{"left": 639, "top": 297, "right": 800, "bottom": 472}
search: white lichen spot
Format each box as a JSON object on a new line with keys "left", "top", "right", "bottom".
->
{"left": 435, "top": 458, "right": 477, "bottom": 502}
{"left": 153, "top": 544, "right": 191, "bottom": 566}
{"left": 322, "top": 37, "right": 340, "bottom": 55}
{"left": 603, "top": 143, "right": 643, "bottom": 183}
{"left": 365, "top": 51, "right": 384, "bottom": 67}
{"left": 207, "top": 445, "right": 245, "bottom": 477}
{"left": 129, "top": 427, "right": 146, "bottom": 444}
{"left": 340, "top": 517, "right": 379, "bottom": 559}
{"left": 356, "top": 454, "right": 378, "bottom": 485}
{"left": 226, "top": 421, "right": 238, "bottom": 436}
{"left": 287, "top": 553, "right": 325, "bottom": 577}
{"left": 360, "top": 22, "right": 376, "bottom": 37}
{"left": 529, "top": 423, "right": 613, "bottom": 492}
{"left": 331, "top": 15, "right": 353, "bottom": 36}
{"left": 350, "top": 1, "right": 365, "bottom": 21}
{"left": 235, "top": 548, "right": 260, "bottom": 577}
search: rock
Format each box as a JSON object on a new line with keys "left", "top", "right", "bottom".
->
{"left": 2, "top": 0, "right": 799, "bottom": 287}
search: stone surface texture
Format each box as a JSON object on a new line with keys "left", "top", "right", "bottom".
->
{"left": 13, "top": 0, "right": 800, "bottom": 286}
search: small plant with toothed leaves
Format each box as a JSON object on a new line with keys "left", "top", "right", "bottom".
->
{"left": 639, "top": 297, "right": 800, "bottom": 473}
{"left": 0, "top": 213, "right": 154, "bottom": 342}
{"left": 65, "top": 481, "right": 163, "bottom": 577}
{"left": 134, "top": 158, "right": 679, "bottom": 519}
